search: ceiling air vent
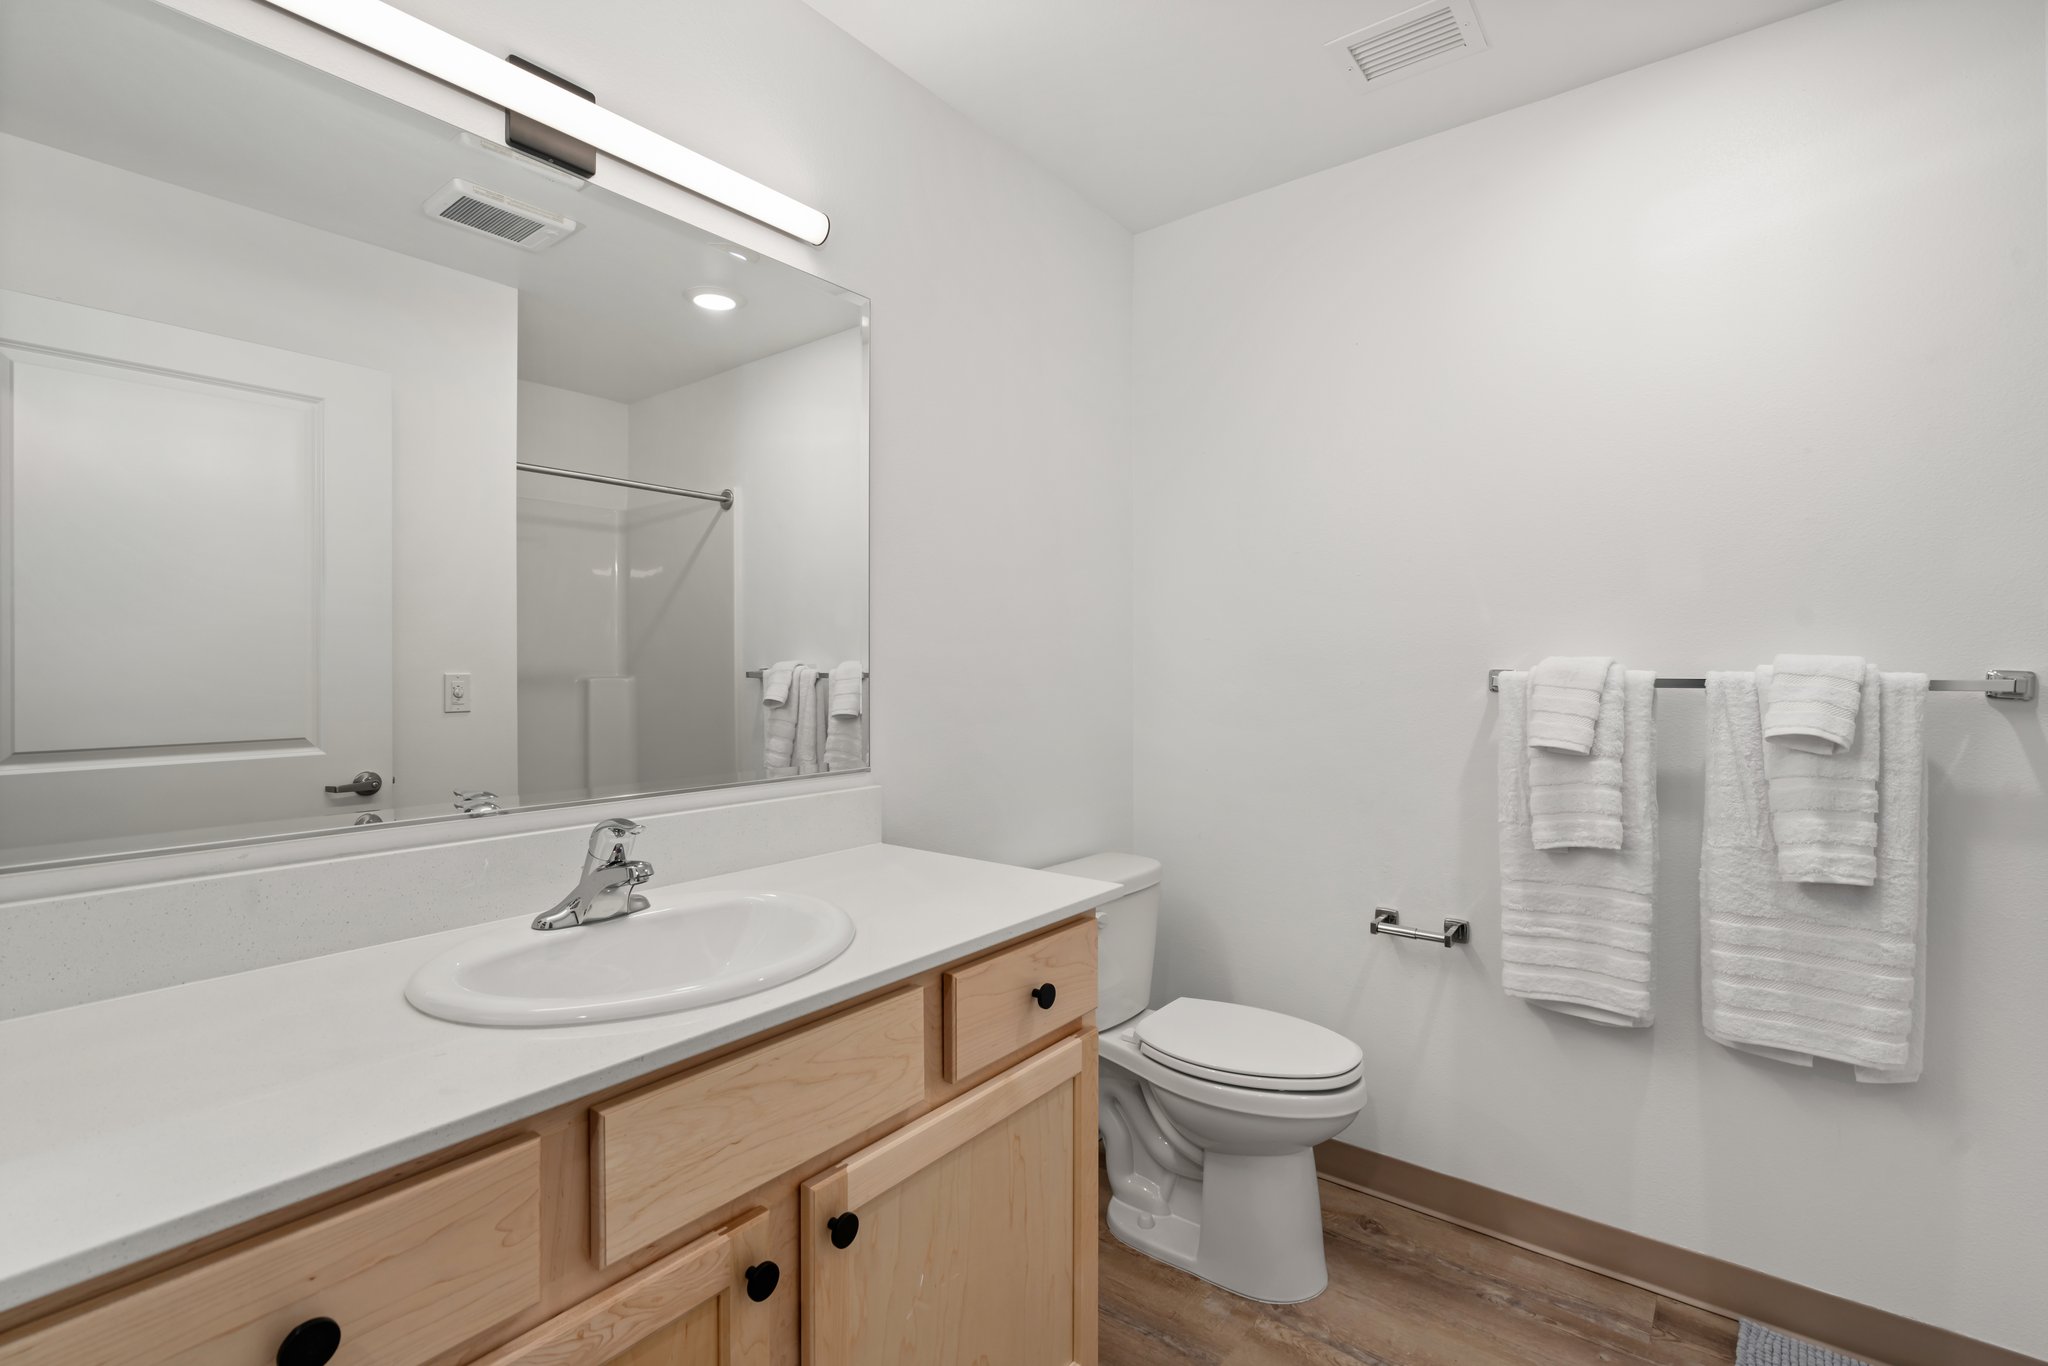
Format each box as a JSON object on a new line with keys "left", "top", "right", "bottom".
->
{"left": 422, "top": 179, "right": 578, "bottom": 251}
{"left": 1328, "top": 0, "right": 1487, "bottom": 89}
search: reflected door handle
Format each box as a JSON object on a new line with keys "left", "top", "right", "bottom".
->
{"left": 324, "top": 771, "right": 383, "bottom": 796}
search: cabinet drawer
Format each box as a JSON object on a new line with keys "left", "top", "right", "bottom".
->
{"left": 943, "top": 917, "right": 1096, "bottom": 1081}
{"left": 0, "top": 1137, "right": 541, "bottom": 1366}
{"left": 591, "top": 986, "right": 925, "bottom": 1267}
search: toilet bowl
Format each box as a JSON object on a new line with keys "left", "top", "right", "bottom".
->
{"left": 1045, "top": 854, "right": 1367, "bottom": 1305}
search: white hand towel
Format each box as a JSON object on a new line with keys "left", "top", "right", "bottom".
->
{"left": 1498, "top": 669, "right": 1658, "bottom": 1027}
{"left": 792, "top": 665, "right": 823, "bottom": 776}
{"left": 824, "top": 662, "right": 865, "bottom": 771}
{"left": 762, "top": 660, "right": 801, "bottom": 776}
{"left": 1764, "top": 654, "right": 1866, "bottom": 755}
{"left": 760, "top": 659, "right": 798, "bottom": 707}
{"left": 1700, "top": 671, "right": 1928, "bottom": 1082}
{"left": 1527, "top": 656, "right": 1614, "bottom": 755}
{"left": 828, "top": 661, "right": 864, "bottom": 718}
{"left": 1760, "top": 664, "right": 1880, "bottom": 886}
{"left": 1529, "top": 661, "right": 1625, "bottom": 851}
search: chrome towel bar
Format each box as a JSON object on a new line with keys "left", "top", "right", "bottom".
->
{"left": 1371, "top": 909, "right": 1469, "bottom": 947}
{"left": 1487, "top": 668, "right": 2035, "bottom": 702}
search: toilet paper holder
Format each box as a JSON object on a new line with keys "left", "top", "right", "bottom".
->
{"left": 1371, "top": 908, "right": 1469, "bottom": 947}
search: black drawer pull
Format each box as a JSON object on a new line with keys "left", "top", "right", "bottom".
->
{"left": 1030, "top": 982, "right": 1057, "bottom": 1010}
{"left": 827, "top": 1212, "right": 860, "bottom": 1249}
{"left": 276, "top": 1317, "right": 342, "bottom": 1366}
{"left": 744, "top": 1259, "right": 781, "bottom": 1302}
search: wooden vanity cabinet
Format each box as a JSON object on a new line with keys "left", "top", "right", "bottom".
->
{"left": 802, "top": 1035, "right": 1098, "bottom": 1366}
{"left": 467, "top": 1207, "right": 776, "bottom": 1366}
{"left": 0, "top": 916, "right": 1099, "bottom": 1366}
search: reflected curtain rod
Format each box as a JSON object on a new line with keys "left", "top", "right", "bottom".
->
{"left": 517, "top": 462, "right": 733, "bottom": 510}
{"left": 1487, "top": 669, "right": 2036, "bottom": 702}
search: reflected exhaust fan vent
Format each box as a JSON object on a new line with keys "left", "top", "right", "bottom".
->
{"left": 1328, "top": 0, "right": 1487, "bottom": 88}
{"left": 422, "top": 179, "right": 577, "bottom": 251}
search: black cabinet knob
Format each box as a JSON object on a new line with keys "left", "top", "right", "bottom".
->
{"left": 827, "top": 1211, "right": 860, "bottom": 1249}
{"left": 276, "top": 1316, "right": 342, "bottom": 1366}
{"left": 744, "top": 1260, "right": 781, "bottom": 1302}
{"left": 1030, "top": 982, "right": 1057, "bottom": 1010}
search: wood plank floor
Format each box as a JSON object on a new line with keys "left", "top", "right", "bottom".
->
{"left": 1100, "top": 1177, "right": 1739, "bottom": 1366}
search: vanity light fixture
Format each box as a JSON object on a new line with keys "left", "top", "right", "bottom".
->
{"left": 690, "top": 290, "right": 742, "bottom": 312}
{"left": 263, "top": 0, "right": 832, "bottom": 245}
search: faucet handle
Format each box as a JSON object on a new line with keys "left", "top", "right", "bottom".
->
{"left": 585, "top": 817, "right": 646, "bottom": 864}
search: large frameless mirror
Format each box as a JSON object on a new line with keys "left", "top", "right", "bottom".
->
{"left": 0, "top": 0, "right": 869, "bottom": 872}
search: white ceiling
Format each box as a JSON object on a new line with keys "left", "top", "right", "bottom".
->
{"left": 800, "top": 0, "right": 1840, "bottom": 230}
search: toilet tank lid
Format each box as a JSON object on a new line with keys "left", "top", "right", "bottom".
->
{"left": 1041, "top": 852, "right": 1161, "bottom": 894}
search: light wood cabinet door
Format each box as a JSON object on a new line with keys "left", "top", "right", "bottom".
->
{"left": 0, "top": 1138, "right": 541, "bottom": 1366}
{"left": 800, "top": 1034, "right": 1097, "bottom": 1366}
{"left": 467, "top": 1207, "right": 777, "bottom": 1366}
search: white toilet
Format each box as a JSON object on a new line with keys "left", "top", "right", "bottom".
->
{"left": 1047, "top": 853, "right": 1366, "bottom": 1304}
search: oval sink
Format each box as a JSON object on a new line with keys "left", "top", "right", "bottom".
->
{"left": 406, "top": 889, "right": 855, "bottom": 1027}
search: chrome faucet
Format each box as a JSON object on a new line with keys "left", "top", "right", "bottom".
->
{"left": 533, "top": 818, "right": 655, "bottom": 931}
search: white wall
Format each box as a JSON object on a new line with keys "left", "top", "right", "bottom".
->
{"left": 369, "top": 0, "right": 1135, "bottom": 867}
{"left": 623, "top": 383, "right": 739, "bottom": 791}
{"left": 1132, "top": 0, "right": 2048, "bottom": 1355}
{"left": 624, "top": 328, "right": 868, "bottom": 775}
{"left": 516, "top": 381, "right": 631, "bottom": 802}
{"left": 0, "top": 132, "right": 521, "bottom": 819}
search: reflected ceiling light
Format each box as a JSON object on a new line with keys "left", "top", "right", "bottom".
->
{"left": 690, "top": 290, "right": 741, "bottom": 312}
{"left": 265, "top": 0, "right": 831, "bottom": 245}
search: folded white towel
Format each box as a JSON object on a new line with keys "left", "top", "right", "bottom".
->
{"left": 1700, "top": 671, "right": 1928, "bottom": 1082}
{"left": 761, "top": 659, "right": 798, "bottom": 707}
{"left": 824, "top": 661, "right": 865, "bottom": 771}
{"left": 1499, "top": 669, "right": 1658, "bottom": 1027}
{"left": 1760, "top": 664, "right": 1879, "bottom": 885}
{"left": 1527, "top": 656, "right": 1614, "bottom": 755}
{"left": 1529, "top": 661, "right": 1625, "bottom": 851}
{"left": 828, "top": 661, "right": 864, "bottom": 718}
{"left": 762, "top": 660, "right": 801, "bottom": 776}
{"left": 1764, "top": 654, "right": 1866, "bottom": 755}
{"left": 793, "top": 665, "right": 823, "bottom": 776}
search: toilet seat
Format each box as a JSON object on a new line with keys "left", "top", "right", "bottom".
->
{"left": 1136, "top": 998, "right": 1364, "bottom": 1094}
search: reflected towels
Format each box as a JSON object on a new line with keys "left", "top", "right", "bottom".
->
{"left": 824, "top": 661, "right": 865, "bottom": 772}
{"left": 762, "top": 660, "right": 801, "bottom": 775}
{"left": 1498, "top": 669, "right": 1659, "bottom": 1028}
{"left": 1700, "top": 670, "right": 1928, "bottom": 1082}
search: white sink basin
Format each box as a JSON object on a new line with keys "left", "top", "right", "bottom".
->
{"left": 405, "top": 888, "right": 856, "bottom": 1027}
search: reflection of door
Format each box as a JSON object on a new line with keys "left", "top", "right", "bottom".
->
{"left": 0, "top": 289, "right": 392, "bottom": 862}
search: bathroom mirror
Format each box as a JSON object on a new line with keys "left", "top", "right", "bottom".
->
{"left": 0, "top": 0, "right": 869, "bottom": 871}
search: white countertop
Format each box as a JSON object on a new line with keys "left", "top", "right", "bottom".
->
{"left": 0, "top": 842, "right": 1119, "bottom": 1313}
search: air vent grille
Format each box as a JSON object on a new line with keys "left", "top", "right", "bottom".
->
{"left": 421, "top": 178, "right": 578, "bottom": 252}
{"left": 440, "top": 194, "right": 545, "bottom": 242}
{"left": 1328, "top": 0, "right": 1487, "bottom": 89}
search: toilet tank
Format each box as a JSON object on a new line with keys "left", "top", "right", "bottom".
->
{"left": 1043, "top": 852, "right": 1162, "bottom": 1030}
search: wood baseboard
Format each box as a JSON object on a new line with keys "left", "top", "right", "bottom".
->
{"left": 1314, "top": 1142, "right": 2042, "bottom": 1366}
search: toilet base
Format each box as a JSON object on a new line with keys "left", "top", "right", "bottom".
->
{"left": 1103, "top": 1146, "right": 1330, "bottom": 1305}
